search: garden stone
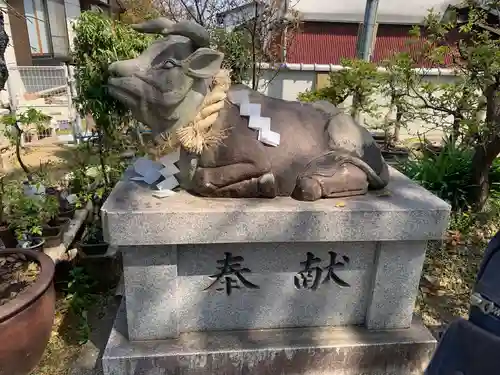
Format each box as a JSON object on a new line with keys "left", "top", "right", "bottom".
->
{"left": 101, "top": 166, "right": 450, "bottom": 375}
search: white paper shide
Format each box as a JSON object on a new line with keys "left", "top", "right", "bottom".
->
{"left": 130, "top": 149, "right": 180, "bottom": 198}
{"left": 229, "top": 90, "right": 281, "bottom": 147}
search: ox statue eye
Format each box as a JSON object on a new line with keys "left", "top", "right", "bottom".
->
{"left": 162, "top": 59, "right": 179, "bottom": 69}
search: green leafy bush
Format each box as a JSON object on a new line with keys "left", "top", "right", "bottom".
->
{"left": 211, "top": 28, "right": 253, "bottom": 84}
{"left": 72, "top": 11, "right": 155, "bottom": 127}
{"left": 297, "top": 59, "right": 381, "bottom": 117}
{"left": 399, "top": 140, "right": 474, "bottom": 211}
{"left": 6, "top": 186, "right": 59, "bottom": 240}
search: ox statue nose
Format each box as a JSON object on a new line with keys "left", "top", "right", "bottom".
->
{"left": 109, "top": 59, "right": 143, "bottom": 77}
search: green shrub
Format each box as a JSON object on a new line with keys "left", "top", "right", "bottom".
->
{"left": 489, "top": 158, "right": 500, "bottom": 195}
{"left": 399, "top": 140, "right": 474, "bottom": 211}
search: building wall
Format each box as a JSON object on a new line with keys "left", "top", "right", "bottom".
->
{"left": 252, "top": 68, "right": 455, "bottom": 142}
{"left": 0, "top": 0, "right": 77, "bottom": 125}
{"left": 1, "top": 0, "right": 23, "bottom": 107}
{"left": 64, "top": 0, "right": 81, "bottom": 50}
{"left": 6, "top": 0, "right": 32, "bottom": 66}
{"left": 291, "top": 0, "right": 457, "bottom": 24}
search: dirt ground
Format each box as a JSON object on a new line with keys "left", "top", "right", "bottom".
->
{"left": 1, "top": 142, "right": 76, "bottom": 182}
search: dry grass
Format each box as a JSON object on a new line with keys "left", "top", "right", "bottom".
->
{"left": 416, "top": 230, "right": 493, "bottom": 334}
{"left": 31, "top": 298, "right": 83, "bottom": 375}
{"left": 3, "top": 144, "right": 75, "bottom": 183}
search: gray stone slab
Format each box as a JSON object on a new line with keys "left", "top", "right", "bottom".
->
{"left": 123, "top": 246, "right": 178, "bottom": 340}
{"left": 176, "top": 242, "right": 375, "bottom": 333}
{"left": 102, "top": 301, "right": 437, "bottom": 375}
{"left": 102, "top": 167, "right": 451, "bottom": 246}
{"left": 366, "top": 241, "right": 427, "bottom": 330}
{"left": 124, "top": 242, "right": 377, "bottom": 339}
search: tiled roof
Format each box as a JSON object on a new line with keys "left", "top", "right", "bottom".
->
{"left": 286, "top": 22, "right": 455, "bottom": 66}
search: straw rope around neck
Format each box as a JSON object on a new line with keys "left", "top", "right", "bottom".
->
{"left": 153, "top": 69, "right": 232, "bottom": 158}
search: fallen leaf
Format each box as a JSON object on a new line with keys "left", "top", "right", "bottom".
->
{"left": 28, "top": 263, "right": 38, "bottom": 272}
{"left": 423, "top": 274, "right": 439, "bottom": 286}
{"left": 420, "top": 286, "right": 431, "bottom": 293}
{"left": 376, "top": 189, "right": 392, "bottom": 197}
{"left": 335, "top": 202, "right": 346, "bottom": 208}
{"left": 435, "top": 290, "right": 446, "bottom": 297}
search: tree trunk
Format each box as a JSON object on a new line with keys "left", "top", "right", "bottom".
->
{"left": 470, "top": 146, "right": 492, "bottom": 211}
{"left": 392, "top": 104, "right": 403, "bottom": 145}
{"left": 97, "top": 128, "right": 109, "bottom": 187}
{"left": 351, "top": 93, "right": 361, "bottom": 121}
{"left": 471, "top": 83, "right": 500, "bottom": 210}
{"left": 251, "top": 3, "right": 258, "bottom": 91}
{"left": 14, "top": 123, "right": 29, "bottom": 175}
{"left": 452, "top": 116, "right": 461, "bottom": 142}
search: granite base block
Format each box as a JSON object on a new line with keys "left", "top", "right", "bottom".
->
{"left": 102, "top": 302, "right": 437, "bottom": 375}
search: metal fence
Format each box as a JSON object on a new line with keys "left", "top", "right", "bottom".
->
{"left": 14, "top": 66, "right": 67, "bottom": 94}
{"left": 4, "top": 65, "right": 80, "bottom": 144}
{"left": 8, "top": 65, "right": 70, "bottom": 105}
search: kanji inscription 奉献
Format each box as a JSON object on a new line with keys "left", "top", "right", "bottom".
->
{"left": 294, "top": 251, "right": 350, "bottom": 291}
{"left": 204, "top": 252, "right": 260, "bottom": 295}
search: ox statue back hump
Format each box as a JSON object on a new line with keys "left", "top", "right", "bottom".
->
{"left": 107, "top": 18, "right": 389, "bottom": 201}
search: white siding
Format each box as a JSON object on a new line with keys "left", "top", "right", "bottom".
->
{"left": 64, "top": 0, "right": 81, "bottom": 50}
{"left": 253, "top": 70, "right": 316, "bottom": 101}
{"left": 1, "top": 1, "right": 23, "bottom": 108}
{"left": 254, "top": 68, "right": 454, "bottom": 142}
{"left": 291, "top": 0, "right": 459, "bottom": 24}
{"left": 0, "top": 0, "right": 77, "bottom": 124}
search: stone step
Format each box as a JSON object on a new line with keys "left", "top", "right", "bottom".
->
{"left": 102, "top": 301, "right": 436, "bottom": 375}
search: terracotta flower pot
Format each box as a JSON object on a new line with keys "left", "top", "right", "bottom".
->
{"left": 0, "top": 249, "right": 55, "bottom": 375}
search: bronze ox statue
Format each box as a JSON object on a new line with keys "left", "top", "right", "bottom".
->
{"left": 107, "top": 18, "right": 390, "bottom": 201}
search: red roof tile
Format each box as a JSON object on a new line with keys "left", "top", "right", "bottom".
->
{"left": 287, "top": 22, "right": 455, "bottom": 67}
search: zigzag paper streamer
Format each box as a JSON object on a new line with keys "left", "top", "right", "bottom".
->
{"left": 229, "top": 90, "right": 281, "bottom": 147}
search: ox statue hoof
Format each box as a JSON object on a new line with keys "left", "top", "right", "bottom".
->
{"left": 293, "top": 162, "right": 369, "bottom": 201}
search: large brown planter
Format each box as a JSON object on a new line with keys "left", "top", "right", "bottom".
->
{"left": 0, "top": 249, "right": 56, "bottom": 375}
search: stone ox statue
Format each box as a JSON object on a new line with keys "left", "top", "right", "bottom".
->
{"left": 107, "top": 18, "right": 389, "bottom": 201}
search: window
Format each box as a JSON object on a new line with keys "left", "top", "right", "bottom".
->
{"left": 23, "top": 0, "right": 70, "bottom": 58}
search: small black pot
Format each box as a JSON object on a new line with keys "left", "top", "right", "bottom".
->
{"left": 17, "top": 237, "right": 45, "bottom": 251}
{"left": 42, "top": 225, "right": 64, "bottom": 248}
{"left": 77, "top": 241, "right": 109, "bottom": 256}
{"left": 45, "top": 186, "right": 60, "bottom": 198}
{"left": 43, "top": 218, "right": 70, "bottom": 237}
{"left": 0, "top": 225, "right": 17, "bottom": 248}
{"left": 381, "top": 148, "right": 410, "bottom": 163}
{"left": 58, "top": 205, "right": 76, "bottom": 219}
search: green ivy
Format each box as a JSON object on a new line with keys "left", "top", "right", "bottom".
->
{"left": 72, "top": 11, "right": 155, "bottom": 134}
{"left": 211, "top": 28, "right": 253, "bottom": 84}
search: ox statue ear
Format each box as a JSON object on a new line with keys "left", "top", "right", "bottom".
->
{"left": 131, "top": 18, "right": 175, "bottom": 34}
{"left": 183, "top": 48, "right": 224, "bottom": 79}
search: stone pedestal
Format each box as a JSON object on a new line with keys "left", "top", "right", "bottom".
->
{"left": 101, "top": 167, "right": 450, "bottom": 375}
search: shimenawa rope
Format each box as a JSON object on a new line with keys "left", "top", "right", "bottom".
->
{"left": 153, "top": 69, "right": 231, "bottom": 158}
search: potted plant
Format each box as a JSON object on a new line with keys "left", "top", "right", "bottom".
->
{"left": 77, "top": 219, "right": 108, "bottom": 256}
{"left": 20, "top": 108, "right": 51, "bottom": 141}
{"left": 8, "top": 190, "right": 46, "bottom": 251}
{"left": 36, "top": 123, "right": 48, "bottom": 139}
{"left": 58, "top": 194, "right": 77, "bottom": 219}
{"left": 0, "top": 178, "right": 16, "bottom": 249}
{"left": 0, "top": 248, "right": 56, "bottom": 375}
{"left": 41, "top": 195, "right": 70, "bottom": 247}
